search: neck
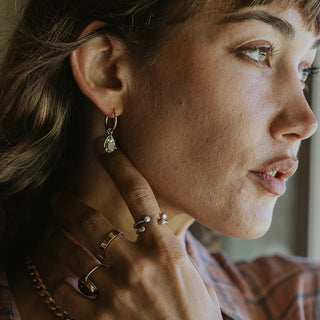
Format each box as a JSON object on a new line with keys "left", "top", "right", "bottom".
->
{"left": 66, "top": 105, "right": 194, "bottom": 242}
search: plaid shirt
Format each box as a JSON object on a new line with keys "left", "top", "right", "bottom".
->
{"left": 0, "top": 272, "right": 15, "bottom": 320}
{"left": 0, "top": 232, "right": 320, "bottom": 319}
{"left": 185, "top": 232, "right": 320, "bottom": 320}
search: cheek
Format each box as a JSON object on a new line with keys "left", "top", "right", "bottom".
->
{"left": 119, "top": 53, "right": 276, "bottom": 238}
{"left": 122, "top": 61, "right": 242, "bottom": 179}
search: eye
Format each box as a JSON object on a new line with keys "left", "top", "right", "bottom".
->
{"left": 299, "top": 69, "right": 309, "bottom": 83}
{"left": 242, "top": 47, "right": 271, "bottom": 63}
{"left": 299, "top": 67, "right": 319, "bottom": 83}
{"left": 236, "top": 45, "right": 274, "bottom": 67}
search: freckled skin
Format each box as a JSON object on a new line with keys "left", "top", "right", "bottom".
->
{"left": 118, "top": 4, "right": 318, "bottom": 239}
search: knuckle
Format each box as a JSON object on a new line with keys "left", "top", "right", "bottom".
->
{"left": 78, "top": 208, "right": 104, "bottom": 233}
{"left": 65, "top": 244, "right": 87, "bottom": 269}
{"left": 92, "top": 306, "right": 111, "bottom": 320}
{"left": 54, "top": 281, "right": 73, "bottom": 309}
{"left": 72, "top": 244, "right": 87, "bottom": 262}
{"left": 166, "top": 249, "right": 186, "bottom": 266}
{"left": 110, "top": 286, "right": 129, "bottom": 305}
{"left": 125, "top": 179, "right": 153, "bottom": 204}
{"left": 54, "top": 281, "right": 68, "bottom": 299}
{"left": 125, "top": 255, "right": 151, "bottom": 286}
{"left": 46, "top": 228, "right": 69, "bottom": 255}
{"left": 154, "top": 236, "right": 186, "bottom": 265}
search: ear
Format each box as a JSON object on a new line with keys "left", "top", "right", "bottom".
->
{"left": 70, "top": 21, "right": 130, "bottom": 117}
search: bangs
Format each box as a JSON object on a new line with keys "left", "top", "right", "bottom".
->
{"left": 217, "top": 0, "right": 320, "bottom": 33}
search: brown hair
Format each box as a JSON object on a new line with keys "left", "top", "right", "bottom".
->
{"left": 0, "top": 0, "right": 206, "bottom": 201}
{"left": 0, "top": 0, "right": 208, "bottom": 265}
{"left": 221, "top": 0, "right": 320, "bottom": 30}
{"left": 0, "top": 0, "right": 319, "bottom": 264}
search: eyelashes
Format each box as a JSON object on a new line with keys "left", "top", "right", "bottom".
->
{"left": 234, "top": 43, "right": 319, "bottom": 88}
{"left": 301, "top": 66, "right": 320, "bottom": 80}
{"left": 235, "top": 44, "right": 276, "bottom": 67}
{"left": 300, "top": 66, "right": 320, "bottom": 91}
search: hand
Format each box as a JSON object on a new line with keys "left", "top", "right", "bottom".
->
{"left": 37, "top": 150, "right": 222, "bottom": 320}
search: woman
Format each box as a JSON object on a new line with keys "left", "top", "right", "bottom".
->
{"left": 1, "top": 0, "right": 320, "bottom": 319}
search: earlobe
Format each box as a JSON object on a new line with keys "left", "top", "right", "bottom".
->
{"left": 70, "top": 21, "right": 128, "bottom": 116}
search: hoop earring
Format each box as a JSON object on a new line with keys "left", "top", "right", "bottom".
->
{"left": 104, "top": 113, "right": 118, "bottom": 153}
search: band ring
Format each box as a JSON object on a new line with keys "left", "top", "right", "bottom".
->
{"left": 78, "top": 264, "right": 107, "bottom": 298}
{"left": 133, "top": 216, "right": 151, "bottom": 234}
{"left": 99, "top": 230, "right": 124, "bottom": 255}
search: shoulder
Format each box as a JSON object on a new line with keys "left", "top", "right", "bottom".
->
{"left": 234, "top": 254, "right": 320, "bottom": 297}
{"left": 234, "top": 255, "right": 320, "bottom": 319}
{"left": 0, "top": 270, "right": 15, "bottom": 320}
{"left": 185, "top": 231, "right": 320, "bottom": 319}
{"left": 186, "top": 230, "right": 320, "bottom": 286}
{"left": 235, "top": 254, "right": 320, "bottom": 283}
{"left": 236, "top": 254, "right": 320, "bottom": 298}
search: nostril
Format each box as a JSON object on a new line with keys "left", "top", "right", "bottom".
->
{"left": 281, "top": 132, "right": 301, "bottom": 140}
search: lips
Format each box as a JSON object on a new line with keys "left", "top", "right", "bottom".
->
{"left": 249, "top": 157, "right": 299, "bottom": 196}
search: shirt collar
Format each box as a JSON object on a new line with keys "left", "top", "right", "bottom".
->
{"left": 185, "top": 231, "right": 252, "bottom": 320}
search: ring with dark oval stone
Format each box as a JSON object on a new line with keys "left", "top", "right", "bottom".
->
{"left": 78, "top": 277, "right": 98, "bottom": 297}
{"left": 78, "top": 264, "right": 108, "bottom": 298}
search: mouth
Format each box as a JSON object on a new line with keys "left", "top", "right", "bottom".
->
{"left": 249, "top": 157, "right": 299, "bottom": 196}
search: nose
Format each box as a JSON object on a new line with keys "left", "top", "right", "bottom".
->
{"left": 270, "top": 80, "right": 318, "bottom": 142}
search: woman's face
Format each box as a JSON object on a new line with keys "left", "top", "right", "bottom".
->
{"left": 119, "top": 3, "right": 319, "bottom": 238}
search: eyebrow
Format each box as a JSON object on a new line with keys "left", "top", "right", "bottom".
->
{"left": 220, "top": 10, "right": 295, "bottom": 40}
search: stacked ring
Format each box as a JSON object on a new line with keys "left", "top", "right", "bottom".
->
{"left": 99, "top": 230, "right": 124, "bottom": 255}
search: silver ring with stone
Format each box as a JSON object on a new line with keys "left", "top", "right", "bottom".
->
{"left": 133, "top": 216, "right": 151, "bottom": 234}
{"left": 78, "top": 264, "right": 107, "bottom": 298}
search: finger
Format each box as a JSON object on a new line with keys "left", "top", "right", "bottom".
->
{"left": 54, "top": 281, "right": 110, "bottom": 320}
{"left": 51, "top": 193, "right": 145, "bottom": 267}
{"left": 52, "top": 191, "right": 127, "bottom": 256}
{"left": 40, "top": 228, "right": 114, "bottom": 297}
{"left": 97, "top": 147, "right": 168, "bottom": 237}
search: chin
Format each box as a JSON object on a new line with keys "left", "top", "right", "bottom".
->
{"left": 228, "top": 208, "right": 275, "bottom": 239}
{"left": 237, "top": 219, "right": 273, "bottom": 239}
{"left": 197, "top": 200, "right": 276, "bottom": 240}
{"left": 213, "top": 218, "right": 273, "bottom": 240}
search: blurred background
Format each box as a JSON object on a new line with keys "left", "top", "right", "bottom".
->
{"left": 1, "top": 0, "right": 319, "bottom": 262}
